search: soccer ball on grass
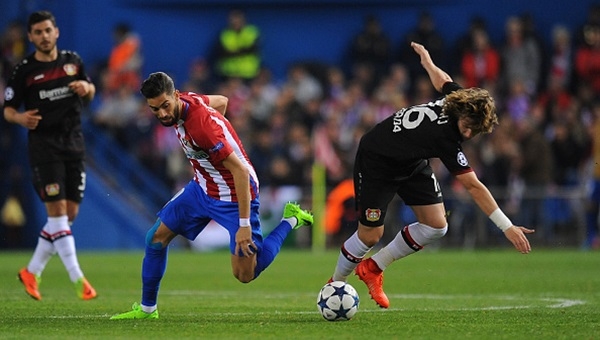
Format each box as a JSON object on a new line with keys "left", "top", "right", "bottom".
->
{"left": 316, "top": 281, "right": 359, "bottom": 321}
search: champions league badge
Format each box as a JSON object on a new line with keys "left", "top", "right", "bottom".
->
{"left": 457, "top": 151, "right": 469, "bottom": 167}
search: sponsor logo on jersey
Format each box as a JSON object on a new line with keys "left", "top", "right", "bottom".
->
{"left": 185, "top": 149, "right": 210, "bottom": 160}
{"left": 365, "top": 208, "right": 381, "bottom": 222}
{"left": 63, "top": 64, "right": 78, "bottom": 76}
{"left": 39, "top": 86, "right": 72, "bottom": 101}
{"left": 45, "top": 183, "right": 60, "bottom": 196}
{"left": 34, "top": 74, "right": 45, "bottom": 80}
{"left": 457, "top": 151, "right": 469, "bottom": 167}
{"left": 4, "top": 87, "right": 14, "bottom": 101}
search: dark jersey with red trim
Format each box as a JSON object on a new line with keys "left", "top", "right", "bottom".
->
{"left": 358, "top": 82, "right": 473, "bottom": 176}
{"left": 3, "top": 50, "right": 91, "bottom": 165}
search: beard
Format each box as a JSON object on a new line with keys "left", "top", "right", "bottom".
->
{"left": 35, "top": 40, "right": 56, "bottom": 54}
{"left": 159, "top": 104, "right": 180, "bottom": 127}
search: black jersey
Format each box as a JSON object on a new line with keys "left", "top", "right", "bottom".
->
{"left": 358, "top": 82, "right": 472, "bottom": 177}
{"left": 3, "top": 50, "right": 91, "bottom": 165}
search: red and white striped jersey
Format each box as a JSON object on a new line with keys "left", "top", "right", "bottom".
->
{"left": 173, "top": 92, "right": 258, "bottom": 202}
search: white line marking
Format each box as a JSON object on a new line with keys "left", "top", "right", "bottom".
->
{"left": 42, "top": 293, "right": 586, "bottom": 319}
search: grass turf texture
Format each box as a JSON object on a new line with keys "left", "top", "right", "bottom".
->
{"left": 0, "top": 248, "right": 598, "bottom": 339}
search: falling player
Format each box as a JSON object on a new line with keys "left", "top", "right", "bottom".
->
{"left": 328, "top": 42, "right": 534, "bottom": 308}
{"left": 111, "top": 72, "right": 313, "bottom": 319}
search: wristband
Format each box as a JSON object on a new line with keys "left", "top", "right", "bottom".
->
{"left": 239, "top": 218, "right": 250, "bottom": 227}
{"left": 489, "top": 208, "right": 512, "bottom": 232}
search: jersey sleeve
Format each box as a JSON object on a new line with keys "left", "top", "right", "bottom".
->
{"left": 72, "top": 52, "right": 92, "bottom": 83}
{"left": 442, "top": 82, "right": 463, "bottom": 95}
{"left": 3, "top": 63, "right": 26, "bottom": 109}
{"left": 438, "top": 141, "right": 473, "bottom": 175}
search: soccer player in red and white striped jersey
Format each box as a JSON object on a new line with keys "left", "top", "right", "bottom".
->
{"left": 111, "top": 72, "right": 313, "bottom": 319}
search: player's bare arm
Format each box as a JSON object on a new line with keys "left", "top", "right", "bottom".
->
{"left": 3, "top": 107, "right": 42, "bottom": 130}
{"left": 222, "top": 152, "right": 254, "bottom": 257}
{"left": 411, "top": 41, "right": 453, "bottom": 92}
{"left": 207, "top": 95, "right": 228, "bottom": 115}
{"left": 68, "top": 80, "right": 95, "bottom": 101}
{"left": 455, "top": 171, "right": 534, "bottom": 254}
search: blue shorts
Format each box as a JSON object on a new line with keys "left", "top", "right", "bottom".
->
{"left": 157, "top": 180, "right": 263, "bottom": 255}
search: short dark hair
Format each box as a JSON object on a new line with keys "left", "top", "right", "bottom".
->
{"left": 27, "top": 11, "right": 56, "bottom": 32}
{"left": 140, "top": 72, "right": 175, "bottom": 99}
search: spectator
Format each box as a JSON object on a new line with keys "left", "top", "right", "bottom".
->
{"left": 499, "top": 16, "right": 542, "bottom": 96}
{"left": 348, "top": 15, "right": 392, "bottom": 85}
{"left": 453, "top": 16, "right": 488, "bottom": 74}
{"left": 93, "top": 83, "right": 143, "bottom": 145}
{"left": 505, "top": 78, "right": 532, "bottom": 124}
{"left": 575, "top": 3, "right": 600, "bottom": 47}
{"left": 460, "top": 28, "right": 500, "bottom": 89}
{"left": 213, "top": 9, "right": 261, "bottom": 81}
{"left": 575, "top": 23, "right": 600, "bottom": 95}
{"left": 182, "top": 58, "right": 215, "bottom": 94}
{"left": 399, "top": 11, "right": 446, "bottom": 93}
{"left": 532, "top": 73, "right": 573, "bottom": 131}
{"left": 245, "top": 67, "right": 279, "bottom": 126}
{"left": 284, "top": 63, "right": 323, "bottom": 106}
{"left": 1, "top": 20, "right": 27, "bottom": 83}
{"left": 513, "top": 118, "right": 554, "bottom": 241}
{"left": 106, "top": 23, "right": 143, "bottom": 93}
{"left": 547, "top": 25, "right": 574, "bottom": 92}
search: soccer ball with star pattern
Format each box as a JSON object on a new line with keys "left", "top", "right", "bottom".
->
{"left": 316, "top": 281, "right": 359, "bottom": 321}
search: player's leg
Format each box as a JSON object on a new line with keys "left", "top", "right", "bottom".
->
{"left": 251, "top": 201, "right": 313, "bottom": 280}
{"left": 330, "top": 153, "right": 393, "bottom": 285}
{"left": 356, "top": 163, "right": 446, "bottom": 308}
{"left": 370, "top": 203, "right": 448, "bottom": 269}
{"left": 50, "top": 160, "right": 96, "bottom": 300}
{"left": 18, "top": 161, "right": 64, "bottom": 300}
{"left": 112, "top": 182, "right": 207, "bottom": 320}
{"left": 110, "top": 219, "right": 175, "bottom": 320}
{"left": 222, "top": 198, "right": 313, "bottom": 282}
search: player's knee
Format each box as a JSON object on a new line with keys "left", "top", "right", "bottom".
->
{"left": 145, "top": 219, "right": 165, "bottom": 250}
{"left": 233, "top": 270, "right": 254, "bottom": 284}
{"left": 417, "top": 222, "right": 448, "bottom": 241}
{"left": 431, "top": 224, "right": 448, "bottom": 239}
{"left": 357, "top": 224, "right": 383, "bottom": 247}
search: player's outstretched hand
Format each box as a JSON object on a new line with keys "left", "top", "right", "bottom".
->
{"left": 411, "top": 41, "right": 432, "bottom": 65}
{"left": 504, "top": 226, "right": 535, "bottom": 254}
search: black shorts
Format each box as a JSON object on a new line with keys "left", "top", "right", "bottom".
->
{"left": 31, "top": 160, "right": 86, "bottom": 203}
{"left": 353, "top": 151, "right": 443, "bottom": 227}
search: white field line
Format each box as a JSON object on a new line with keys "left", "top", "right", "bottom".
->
{"left": 44, "top": 293, "right": 586, "bottom": 319}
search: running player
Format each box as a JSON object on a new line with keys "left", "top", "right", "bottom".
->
{"left": 110, "top": 72, "right": 313, "bottom": 319}
{"left": 328, "top": 42, "right": 534, "bottom": 308}
{"left": 3, "top": 11, "right": 97, "bottom": 300}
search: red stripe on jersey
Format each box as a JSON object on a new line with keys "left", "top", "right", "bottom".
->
{"left": 25, "top": 65, "right": 77, "bottom": 87}
{"left": 452, "top": 168, "right": 474, "bottom": 176}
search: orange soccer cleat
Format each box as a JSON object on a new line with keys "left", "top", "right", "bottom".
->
{"left": 355, "top": 258, "right": 390, "bottom": 308}
{"left": 18, "top": 268, "right": 42, "bottom": 301}
{"left": 76, "top": 277, "right": 97, "bottom": 300}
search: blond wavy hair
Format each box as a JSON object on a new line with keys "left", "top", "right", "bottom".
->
{"left": 443, "top": 87, "right": 498, "bottom": 135}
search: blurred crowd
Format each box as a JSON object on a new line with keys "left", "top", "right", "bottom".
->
{"left": 2, "top": 7, "right": 600, "bottom": 249}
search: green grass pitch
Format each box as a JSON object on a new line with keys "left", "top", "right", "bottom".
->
{"left": 0, "top": 248, "right": 598, "bottom": 339}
